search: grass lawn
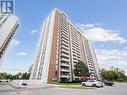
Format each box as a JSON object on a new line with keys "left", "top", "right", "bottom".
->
{"left": 51, "top": 82, "right": 95, "bottom": 89}
{"left": 52, "top": 83, "right": 95, "bottom": 89}
{"left": 55, "top": 82, "right": 94, "bottom": 89}
{"left": 58, "top": 84, "right": 82, "bottom": 89}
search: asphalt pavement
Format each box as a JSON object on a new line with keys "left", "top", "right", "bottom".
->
{"left": 0, "top": 82, "right": 127, "bottom": 95}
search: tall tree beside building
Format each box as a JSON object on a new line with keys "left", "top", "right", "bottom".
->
{"left": 74, "top": 60, "right": 90, "bottom": 77}
{"left": 101, "top": 67, "right": 127, "bottom": 81}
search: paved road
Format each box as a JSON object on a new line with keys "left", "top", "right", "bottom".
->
{"left": 0, "top": 82, "right": 17, "bottom": 94}
{"left": 0, "top": 82, "right": 127, "bottom": 95}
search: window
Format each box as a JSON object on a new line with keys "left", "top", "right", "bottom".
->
{"left": 88, "top": 80, "right": 95, "bottom": 82}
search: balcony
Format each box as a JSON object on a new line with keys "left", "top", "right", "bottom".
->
{"left": 61, "top": 56, "right": 69, "bottom": 62}
{"left": 61, "top": 47, "right": 69, "bottom": 51}
{"left": 61, "top": 63, "right": 70, "bottom": 67}
{"left": 61, "top": 43, "right": 69, "bottom": 48}
{"left": 61, "top": 43, "right": 69, "bottom": 49}
{"left": 60, "top": 68, "right": 70, "bottom": 72}
{"left": 61, "top": 36, "right": 68, "bottom": 42}
{"left": 61, "top": 60, "right": 69, "bottom": 64}
{"left": 61, "top": 40, "right": 68, "bottom": 45}
{"left": 61, "top": 34, "right": 68, "bottom": 40}
{"left": 60, "top": 75, "right": 70, "bottom": 78}
{"left": 61, "top": 50, "right": 69, "bottom": 55}
{"left": 61, "top": 28, "right": 68, "bottom": 33}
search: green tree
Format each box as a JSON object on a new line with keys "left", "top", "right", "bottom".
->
{"left": 101, "top": 67, "right": 127, "bottom": 82}
{"left": 0, "top": 73, "right": 13, "bottom": 80}
{"left": 74, "top": 60, "right": 90, "bottom": 77}
{"left": 0, "top": 72, "right": 8, "bottom": 79}
{"left": 0, "top": 72, "right": 30, "bottom": 80}
{"left": 21, "top": 72, "right": 30, "bottom": 79}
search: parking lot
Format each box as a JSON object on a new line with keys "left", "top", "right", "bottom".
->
{"left": 0, "top": 82, "right": 127, "bottom": 95}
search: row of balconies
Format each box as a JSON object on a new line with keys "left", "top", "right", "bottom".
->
{"left": 72, "top": 48, "right": 80, "bottom": 53}
{"left": 88, "top": 65, "right": 94, "bottom": 69}
{"left": 71, "top": 37, "right": 78, "bottom": 42}
{"left": 61, "top": 43, "right": 69, "bottom": 48}
{"left": 61, "top": 38, "right": 68, "bottom": 43}
{"left": 61, "top": 55, "right": 69, "bottom": 60}
{"left": 60, "top": 68, "right": 70, "bottom": 72}
{"left": 72, "top": 41, "right": 79, "bottom": 46}
{"left": 61, "top": 32, "right": 68, "bottom": 38}
{"left": 61, "top": 58, "right": 69, "bottom": 63}
{"left": 60, "top": 75, "right": 70, "bottom": 78}
{"left": 89, "top": 68, "right": 95, "bottom": 72}
{"left": 71, "top": 33, "right": 78, "bottom": 39}
{"left": 61, "top": 49, "right": 69, "bottom": 55}
{"left": 61, "top": 47, "right": 69, "bottom": 51}
{"left": 61, "top": 39, "right": 69, "bottom": 45}
{"left": 61, "top": 36, "right": 68, "bottom": 42}
{"left": 72, "top": 45, "right": 79, "bottom": 50}
{"left": 61, "top": 60, "right": 69, "bottom": 64}
{"left": 61, "top": 24, "right": 68, "bottom": 30}
{"left": 61, "top": 54, "right": 69, "bottom": 60}
{"left": 61, "top": 63, "right": 70, "bottom": 67}
{"left": 61, "top": 27, "right": 68, "bottom": 33}
{"left": 61, "top": 45, "right": 69, "bottom": 51}
{"left": 60, "top": 70, "right": 70, "bottom": 78}
{"left": 60, "top": 13, "right": 67, "bottom": 18}
{"left": 71, "top": 39, "right": 78, "bottom": 44}
{"left": 61, "top": 22, "right": 68, "bottom": 28}
{"left": 61, "top": 20, "right": 68, "bottom": 26}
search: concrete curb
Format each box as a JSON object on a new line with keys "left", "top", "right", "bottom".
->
{"left": 8, "top": 82, "right": 56, "bottom": 89}
{"left": 8, "top": 82, "right": 26, "bottom": 89}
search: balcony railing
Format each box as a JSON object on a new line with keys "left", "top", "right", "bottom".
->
{"left": 61, "top": 63, "right": 70, "bottom": 67}
{"left": 60, "top": 68, "right": 70, "bottom": 72}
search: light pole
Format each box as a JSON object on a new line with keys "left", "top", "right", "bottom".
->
{"left": 66, "top": 76, "right": 69, "bottom": 86}
{"left": 18, "top": 74, "right": 22, "bottom": 88}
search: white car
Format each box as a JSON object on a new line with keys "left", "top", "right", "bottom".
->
{"left": 81, "top": 80, "right": 104, "bottom": 88}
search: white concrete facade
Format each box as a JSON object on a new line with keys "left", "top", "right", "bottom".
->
{"left": 30, "top": 10, "right": 56, "bottom": 84}
{"left": 0, "top": 14, "right": 19, "bottom": 65}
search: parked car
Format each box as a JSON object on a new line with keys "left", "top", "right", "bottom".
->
{"left": 81, "top": 80, "right": 104, "bottom": 88}
{"left": 101, "top": 80, "right": 114, "bottom": 86}
{"left": 22, "top": 82, "right": 27, "bottom": 86}
{"left": 0, "top": 79, "right": 8, "bottom": 82}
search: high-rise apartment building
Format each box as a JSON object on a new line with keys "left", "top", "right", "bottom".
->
{"left": 30, "top": 9, "right": 101, "bottom": 84}
{"left": 0, "top": 13, "right": 19, "bottom": 65}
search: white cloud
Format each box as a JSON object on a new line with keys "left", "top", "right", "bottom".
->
{"left": 31, "top": 29, "right": 38, "bottom": 35}
{"left": 97, "top": 49, "right": 127, "bottom": 61}
{"left": 124, "top": 47, "right": 127, "bottom": 50}
{"left": 77, "top": 24, "right": 126, "bottom": 44}
{"left": 16, "top": 52, "right": 28, "bottom": 56}
{"left": 11, "top": 39, "right": 20, "bottom": 46}
{"left": 96, "top": 49, "right": 127, "bottom": 72}
{"left": 78, "top": 24, "right": 95, "bottom": 29}
{"left": 77, "top": 23, "right": 127, "bottom": 73}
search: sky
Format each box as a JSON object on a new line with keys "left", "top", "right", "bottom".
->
{"left": 0, "top": 0, "right": 127, "bottom": 74}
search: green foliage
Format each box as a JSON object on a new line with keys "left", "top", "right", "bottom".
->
{"left": 0, "top": 72, "right": 13, "bottom": 79}
{"left": 74, "top": 60, "right": 90, "bottom": 77}
{"left": 0, "top": 72, "right": 30, "bottom": 80}
{"left": 101, "top": 67, "right": 127, "bottom": 82}
{"left": 21, "top": 72, "right": 30, "bottom": 79}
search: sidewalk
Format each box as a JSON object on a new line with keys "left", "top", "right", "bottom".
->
{"left": 8, "top": 81, "right": 26, "bottom": 89}
{"left": 8, "top": 81, "right": 56, "bottom": 89}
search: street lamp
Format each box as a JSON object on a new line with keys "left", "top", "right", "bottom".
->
{"left": 17, "top": 74, "right": 22, "bottom": 88}
{"left": 19, "top": 75, "right": 22, "bottom": 79}
{"left": 66, "top": 76, "right": 69, "bottom": 85}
